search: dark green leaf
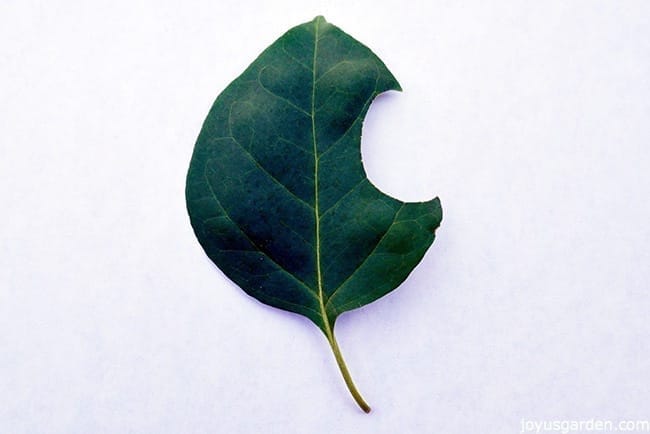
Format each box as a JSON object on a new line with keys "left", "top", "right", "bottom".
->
{"left": 186, "top": 16, "right": 442, "bottom": 412}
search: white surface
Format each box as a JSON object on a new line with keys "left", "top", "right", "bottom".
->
{"left": 1, "top": 1, "right": 649, "bottom": 433}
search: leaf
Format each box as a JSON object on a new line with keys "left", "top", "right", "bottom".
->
{"left": 186, "top": 16, "right": 442, "bottom": 412}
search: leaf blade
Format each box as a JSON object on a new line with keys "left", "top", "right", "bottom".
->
{"left": 186, "top": 15, "right": 442, "bottom": 410}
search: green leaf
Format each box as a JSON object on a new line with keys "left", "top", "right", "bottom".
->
{"left": 186, "top": 16, "right": 442, "bottom": 412}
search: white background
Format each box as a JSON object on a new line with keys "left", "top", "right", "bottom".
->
{"left": 1, "top": 1, "right": 649, "bottom": 433}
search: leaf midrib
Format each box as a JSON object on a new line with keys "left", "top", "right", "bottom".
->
{"left": 311, "top": 18, "right": 329, "bottom": 330}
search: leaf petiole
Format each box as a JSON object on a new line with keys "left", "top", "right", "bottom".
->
{"left": 325, "top": 327, "right": 371, "bottom": 413}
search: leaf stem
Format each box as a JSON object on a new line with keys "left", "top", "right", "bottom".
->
{"left": 325, "top": 327, "right": 372, "bottom": 413}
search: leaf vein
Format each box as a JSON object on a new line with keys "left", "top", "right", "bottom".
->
{"left": 319, "top": 177, "right": 367, "bottom": 218}
{"left": 281, "top": 43, "right": 313, "bottom": 71}
{"left": 324, "top": 203, "right": 405, "bottom": 310}
{"left": 257, "top": 67, "right": 311, "bottom": 116}
{"left": 226, "top": 104, "right": 315, "bottom": 210}
{"left": 202, "top": 163, "right": 318, "bottom": 299}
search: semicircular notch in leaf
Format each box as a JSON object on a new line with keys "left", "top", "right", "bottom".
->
{"left": 186, "top": 15, "right": 442, "bottom": 412}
